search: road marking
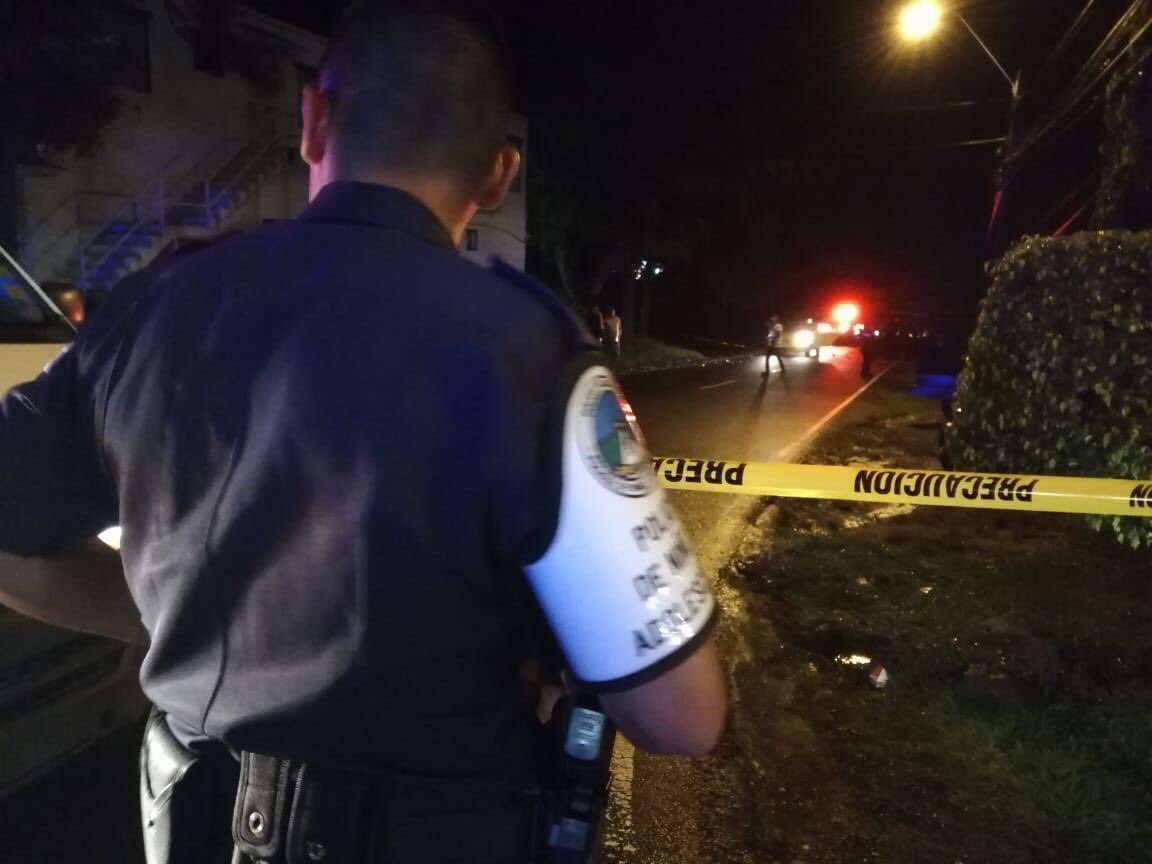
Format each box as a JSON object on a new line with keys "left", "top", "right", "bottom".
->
{"left": 773, "top": 364, "right": 894, "bottom": 462}
{"left": 698, "top": 379, "right": 737, "bottom": 391}
{"left": 603, "top": 739, "right": 637, "bottom": 858}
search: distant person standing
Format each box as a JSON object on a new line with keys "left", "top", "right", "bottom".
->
{"left": 585, "top": 305, "right": 605, "bottom": 349}
{"left": 763, "top": 313, "right": 785, "bottom": 378}
{"left": 604, "top": 307, "right": 623, "bottom": 363}
{"left": 860, "top": 330, "right": 877, "bottom": 380}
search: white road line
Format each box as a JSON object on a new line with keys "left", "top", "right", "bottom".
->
{"left": 698, "top": 379, "right": 737, "bottom": 391}
{"left": 773, "top": 364, "right": 894, "bottom": 462}
{"left": 603, "top": 738, "right": 637, "bottom": 858}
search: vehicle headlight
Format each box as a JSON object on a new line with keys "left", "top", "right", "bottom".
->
{"left": 793, "top": 329, "right": 816, "bottom": 350}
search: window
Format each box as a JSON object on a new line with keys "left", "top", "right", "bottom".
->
{"left": 507, "top": 136, "right": 524, "bottom": 194}
{"left": 465, "top": 229, "right": 480, "bottom": 252}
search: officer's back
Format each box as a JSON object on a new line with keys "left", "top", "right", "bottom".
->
{"left": 112, "top": 184, "right": 564, "bottom": 779}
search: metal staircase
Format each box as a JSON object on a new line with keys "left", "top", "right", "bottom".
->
{"left": 76, "top": 140, "right": 286, "bottom": 293}
{"left": 27, "top": 138, "right": 289, "bottom": 295}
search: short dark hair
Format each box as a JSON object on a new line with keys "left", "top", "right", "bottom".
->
{"left": 320, "top": 1, "right": 511, "bottom": 194}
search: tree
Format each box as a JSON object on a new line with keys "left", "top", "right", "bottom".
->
{"left": 1094, "top": 51, "right": 1152, "bottom": 229}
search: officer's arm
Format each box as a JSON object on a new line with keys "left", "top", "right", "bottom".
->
{"left": 0, "top": 540, "right": 146, "bottom": 644}
{"left": 599, "top": 638, "right": 725, "bottom": 757}
{"left": 525, "top": 365, "right": 728, "bottom": 757}
{"left": 0, "top": 331, "right": 127, "bottom": 637}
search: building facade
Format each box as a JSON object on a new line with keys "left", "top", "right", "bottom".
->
{"left": 17, "top": 4, "right": 529, "bottom": 295}
{"left": 16, "top": 2, "right": 324, "bottom": 292}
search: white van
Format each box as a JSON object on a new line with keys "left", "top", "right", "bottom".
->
{"left": 0, "top": 245, "right": 145, "bottom": 796}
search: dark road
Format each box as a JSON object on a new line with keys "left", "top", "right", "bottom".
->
{"left": 623, "top": 348, "right": 878, "bottom": 578}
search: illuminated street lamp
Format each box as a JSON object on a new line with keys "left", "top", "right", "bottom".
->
{"left": 896, "top": 1, "right": 1022, "bottom": 247}
{"left": 899, "top": 1, "right": 943, "bottom": 42}
{"left": 896, "top": 1, "right": 1019, "bottom": 100}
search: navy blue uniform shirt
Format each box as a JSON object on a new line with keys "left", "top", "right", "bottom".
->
{"left": 0, "top": 183, "right": 587, "bottom": 792}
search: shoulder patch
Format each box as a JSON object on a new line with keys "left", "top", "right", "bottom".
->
{"left": 573, "top": 367, "right": 655, "bottom": 498}
{"left": 488, "top": 258, "right": 599, "bottom": 353}
{"left": 524, "top": 363, "right": 717, "bottom": 688}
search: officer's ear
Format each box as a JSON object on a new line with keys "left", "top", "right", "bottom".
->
{"left": 300, "top": 83, "right": 332, "bottom": 167}
{"left": 474, "top": 145, "right": 521, "bottom": 211}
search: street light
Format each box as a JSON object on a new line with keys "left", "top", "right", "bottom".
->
{"left": 896, "top": 1, "right": 1022, "bottom": 247}
{"left": 899, "top": 1, "right": 943, "bottom": 43}
{"left": 897, "top": 2, "right": 1020, "bottom": 101}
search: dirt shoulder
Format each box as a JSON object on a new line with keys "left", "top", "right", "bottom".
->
{"left": 614, "top": 337, "right": 758, "bottom": 376}
{"left": 722, "top": 366, "right": 1152, "bottom": 863}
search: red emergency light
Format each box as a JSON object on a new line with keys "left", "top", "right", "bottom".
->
{"left": 832, "top": 303, "right": 861, "bottom": 325}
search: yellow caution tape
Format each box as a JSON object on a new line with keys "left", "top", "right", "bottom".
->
{"left": 652, "top": 458, "right": 1152, "bottom": 518}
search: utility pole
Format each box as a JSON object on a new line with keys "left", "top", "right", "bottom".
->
{"left": 899, "top": 3, "right": 1024, "bottom": 253}
{"left": 988, "top": 70, "right": 1024, "bottom": 253}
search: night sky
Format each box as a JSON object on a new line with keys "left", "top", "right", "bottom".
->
{"left": 249, "top": 0, "right": 1122, "bottom": 322}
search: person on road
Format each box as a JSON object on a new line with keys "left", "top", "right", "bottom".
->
{"left": 0, "top": 4, "right": 726, "bottom": 863}
{"left": 859, "top": 329, "right": 878, "bottom": 380}
{"left": 604, "top": 306, "right": 623, "bottom": 363}
{"left": 764, "top": 313, "right": 786, "bottom": 378}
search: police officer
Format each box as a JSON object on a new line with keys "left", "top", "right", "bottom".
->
{"left": 0, "top": 2, "right": 726, "bottom": 862}
{"left": 763, "top": 312, "right": 785, "bottom": 378}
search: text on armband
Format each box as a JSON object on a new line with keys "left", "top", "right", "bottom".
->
{"left": 633, "top": 577, "right": 710, "bottom": 657}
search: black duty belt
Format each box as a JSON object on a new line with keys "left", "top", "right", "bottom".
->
{"left": 232, "top": 750, "right": 540, "bottom": 864}
{"left": 140, "top": 710, "right": 542, "bottom": 864}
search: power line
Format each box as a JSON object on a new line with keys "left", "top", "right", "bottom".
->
{"left": 1052, "top": 202, "right": 1089, "bottom": 235}
{"left": 1066, "top": 0, "right": 1145, "bottom": 92}
{"left": 1008, "top": 3, "right": 1152, "bottom": 162}
{"left": 869, "top": 98, "right": 1011, "bottom": 114}
{"left": 839, "top": 136, "right": 1008, "bottom": 158}
{"left": 1018, "top": 19, "right": 1152, "bottom": 158}
{"left": 1036, "top": 169, "right": 1101, "bottom": 233}
{"left": 1037, "top": 0, "right": 1101, "bottom": 80}
{"left": 1007, "top": 46, "right": 1149, "bottom": 165}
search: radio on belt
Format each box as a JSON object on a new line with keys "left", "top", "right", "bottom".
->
{"left": 541, "top": 694, "right": 616, "bottom": 864}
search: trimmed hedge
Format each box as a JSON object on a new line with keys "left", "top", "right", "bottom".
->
{"left": 949, "top": 230, "right": 1152, "bottom": 548}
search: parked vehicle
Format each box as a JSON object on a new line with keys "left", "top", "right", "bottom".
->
{"left": 0, "top": 245, "right": 146, "bottom": 796}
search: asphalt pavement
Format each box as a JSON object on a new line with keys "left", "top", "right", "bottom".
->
{"left": 0, "top": 347, "right": 876, "bottom": 863}
{"left": 605, "top": 347, "right": 883, "bottom": 864}
{"left": 622, "top": 348, "right": 875, "bottom": 576}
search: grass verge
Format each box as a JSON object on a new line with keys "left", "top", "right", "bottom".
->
{"left": 732, "top": 368, "right": 1152, "bottom": 863}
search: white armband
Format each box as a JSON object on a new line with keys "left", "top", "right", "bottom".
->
{"left": 526, "top": 366, "right": 716, "bottom": 690}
